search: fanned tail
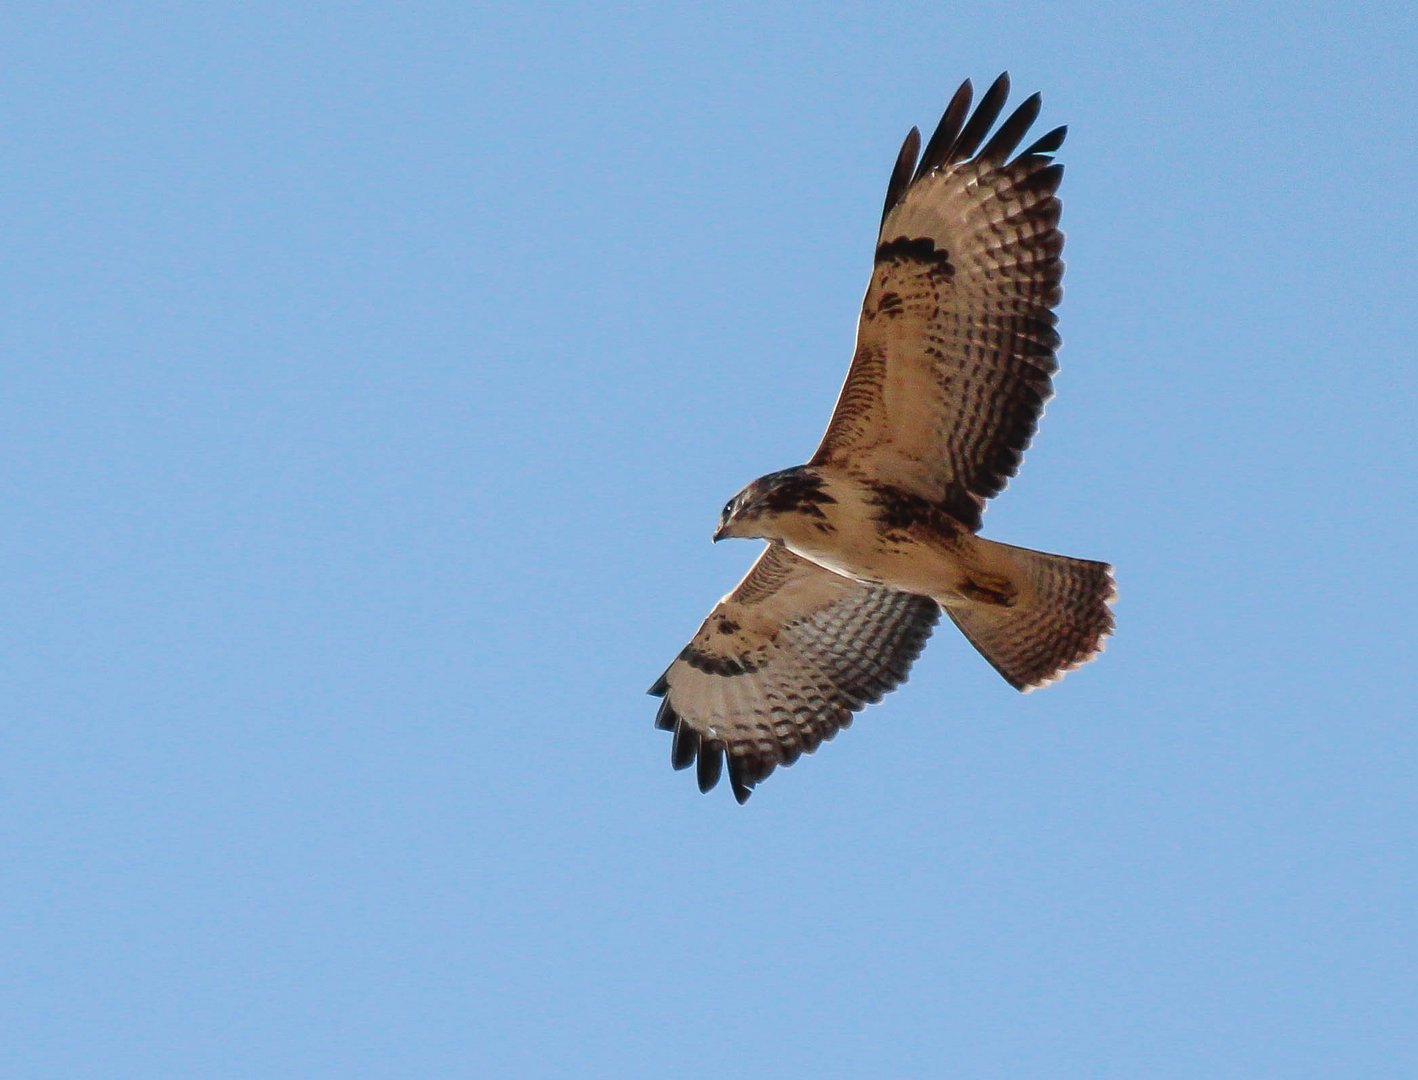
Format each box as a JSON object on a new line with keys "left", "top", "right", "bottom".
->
{"left": 948, "top": 540, "right": 1115, "bottom": 691}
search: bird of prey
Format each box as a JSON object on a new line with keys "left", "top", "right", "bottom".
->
{"left": 649, "top": 74, "right": 1114, "bottom": 803}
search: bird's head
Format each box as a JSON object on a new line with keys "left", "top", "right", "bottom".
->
{"left": 713, "top": 483, "right": 761, "bottom": 543}
{"left": 713, "top": 467, "right": 831, "bottom": 543}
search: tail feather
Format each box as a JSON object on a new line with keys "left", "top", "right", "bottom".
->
{"left": 949, "top": 540, "right": 1115, "bottom": 691}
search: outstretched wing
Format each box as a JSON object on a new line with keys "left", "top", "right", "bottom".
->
{"left": 812, "top": 73, "right": 1067, "bottom": 531}
{"left": 648, "top": 544, "right": 938, "bottom": 803}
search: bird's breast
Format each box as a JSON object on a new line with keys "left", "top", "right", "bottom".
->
{"left": 776, "top": 478, "right": 972, "bottom": 599}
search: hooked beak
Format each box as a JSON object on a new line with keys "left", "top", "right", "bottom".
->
{"left": 712, "top": 523, "right": 727, "bottom": 543}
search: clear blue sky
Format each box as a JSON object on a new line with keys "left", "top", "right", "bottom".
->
{"left": 5, "top": 4, "right": 1416, "bottom": 1077}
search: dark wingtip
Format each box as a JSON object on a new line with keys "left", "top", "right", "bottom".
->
{"left": 980, "top": 90, "right": 1042, "bottom": 163}
{"left": 1021, "top": 162, "right": 1065, "bottom": 195}
{"left": 880, "top": 126, "right": 921, "bottom": 228}
{"left": 697, "top": 740, "right": 724, "bottom": 793}
{"left": 952, "top": 71, "right": 1012, "bottom": 161}
{"left": 1020, "top": 123, "right": 1066, "bottom": 158}
{"left": 915, "top": 78, "right": 973, "bottom": 180}
{"left": 671, "top": 720, "right": 699, "bottom": 771}
{"left": 647, "top": 671, "right": 669, "bottom": 697}
{"left": 654, "top": 696, "right": 678, "bottom": 731}
{"left": 726, "top": 754, "right": 753, "bottom": 804}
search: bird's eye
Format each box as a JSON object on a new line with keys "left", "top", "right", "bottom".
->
{"left": 722, "top": 500, "right": 735, "bottom": 518}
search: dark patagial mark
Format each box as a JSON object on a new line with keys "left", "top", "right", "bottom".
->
{"left": 715, "top": 617, "right": 740, "bottom": 636}
{"left": 875, "top": 236, "right": 954, "bottom": 275}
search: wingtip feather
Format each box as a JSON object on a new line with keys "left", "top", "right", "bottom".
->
{"left": 697, "top": 740, "right": 724, "bottom": 793}
{"left": 980, "top": 91, "right": 1042, "bottom": 163}
{"left": 726, "top": 754, "right": 753, "bottom": 804}
{"left": 952, "top": 72, "right": 1012, "bottom": 161}
{"left": 1020, "top": 123, "right": 1067, "bottom": 158}
{"left": 881, "top": 126, "right": 922, "bottom": 227}
{"left": 671, "top": 720, "right": 699, "bottom": 771}
{"left": 914, "top": 78, "right": 973, "bottom": 180}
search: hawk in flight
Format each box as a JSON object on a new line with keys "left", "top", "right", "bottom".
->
{"left": 650, "top": 74, "right": 1114, "bottom": 803}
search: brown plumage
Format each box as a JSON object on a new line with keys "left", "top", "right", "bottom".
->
{"left": 650, "top": 544, "right": 938, "bottom": 804}
{"left": 650, "top": 74, "right": 1114, "bottom": 802}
